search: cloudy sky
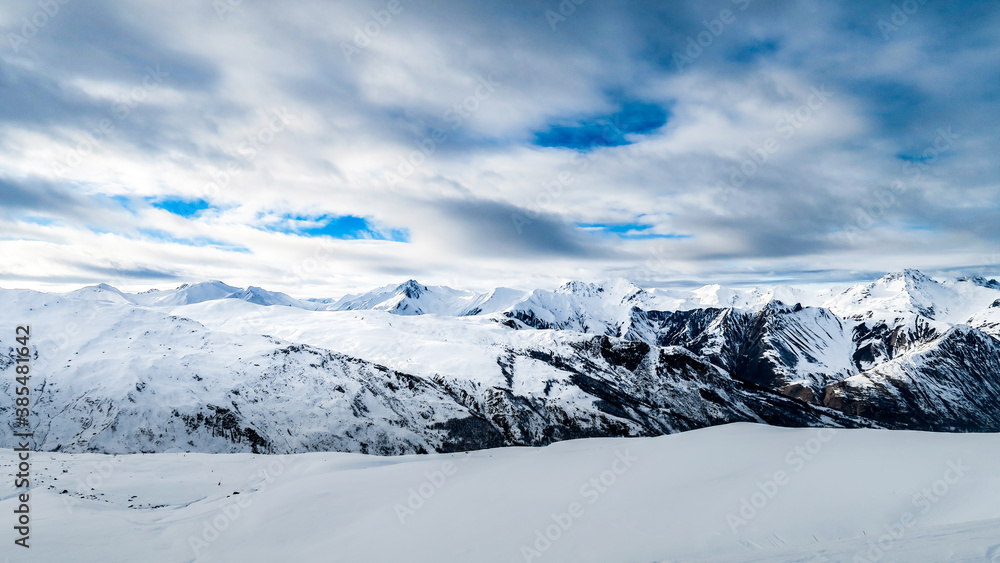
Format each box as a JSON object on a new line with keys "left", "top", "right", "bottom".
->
{"left": 1, "top": 0, "right": 998, "bottom": 296}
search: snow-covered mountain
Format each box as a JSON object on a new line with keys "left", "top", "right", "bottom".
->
{"left": 128, "top": 280, "right": 320, "bottom": 309}
{"left": 627, "top": 301, "right": 857, "bottom": 402}
{"left": 2, "top": 269, "right": 1000, "bottom": 455}
{"left": 135, "top": 280, "right": 243, "bottom": 306}
{"left": 823, "top": 269, "right": 1000, "bottom": 327}
{"left": 501, "top": 279, "right": 653, "bottom": 335}
{"left": 328, "top": 279, "right": 530, "bottom": 316}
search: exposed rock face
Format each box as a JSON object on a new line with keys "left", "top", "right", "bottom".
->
{"left": 627, "top": 303, "right": 856, "bottom": 402}
{"left": 3, "top": 269, "right": 1000, "bottom": 456}
{"left": 821, "top": 327, "right": 1000, "bottom": 431}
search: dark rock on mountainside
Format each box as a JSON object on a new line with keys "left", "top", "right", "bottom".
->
{"left": 4, "top": 269, "right": 1000, "bottom": 455}
{"left": 426, "top": 336, "right": 876, "bottom": 450}
{"left": 822, "top": 327, "right": 1000, "bottom": 432}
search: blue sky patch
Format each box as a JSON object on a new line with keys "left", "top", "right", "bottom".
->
{"left": 578, "top": 222, "right": 691, "bottom": 240}
{"left": 21, "top": 216, "right": 57, "bottom": 226}
{"left": 729, "top": 39, "right": 781, "bottom": 63}
{"left": 533, "top": 102, "right": 670, "bottom": 151}
{"left": 150, "top": 198, "right": 214, "bottom": 217}
{"left": 264, "top": 214, "right": 410, "bottom": 242}
{"left": 896, "top": 153, "right": 937, "bottom": 162}
{"left": 109, "top": 195, "right": 134, "bottom": 210}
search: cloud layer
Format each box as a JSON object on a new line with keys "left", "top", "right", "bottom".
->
{"left": 1, "top": 0, "right": 998, "bottom": 295}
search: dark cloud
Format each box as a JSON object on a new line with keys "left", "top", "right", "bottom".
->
{"left": 0, "top": 64, "right": 105, "bottom": 127}
{"left": 1, "top": 0, "right": 999, "bottom": 286}
{"left": 10, "top": 1, "right": 218, "bottom": 89}
{"left": 423, "top": 197, "right": 617, "bottom": 259}
{"left": 70, "top": 262, "right": 180, "bottom": 281}
{"left": 0, "top": 177, "right": 95, "bottom": 217}
{"left": 0, "top": 176, "right": 138, "bottom": 232}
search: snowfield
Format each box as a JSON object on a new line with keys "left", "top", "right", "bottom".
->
{"left": 3, "top": 424, "right": 1000, "bottom": 562}
{"left": 4, "top": 271, "right": 1000, "bottom": 561}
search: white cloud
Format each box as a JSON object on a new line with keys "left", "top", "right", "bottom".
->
{"left": 1, "top": 0, "right": 998, "bottom": 294}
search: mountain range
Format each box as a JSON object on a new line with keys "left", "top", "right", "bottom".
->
{"left": 2, "top": 269, "right": 1000, "bottom": 454}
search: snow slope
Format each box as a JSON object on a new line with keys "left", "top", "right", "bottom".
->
{"left": 823, "top": 269, "right": 1000, "bottom": 326}
{"left": 1, "top": 286, "right": 871, "bottom": 456}
{"left": 3, "top": 269, "right": 1000, "bottom": 457}
{"left": 133, "top": 281, "right": 243, "bottom": 307}
{"left": 328, "top": 280, "right": 533, "bottom": 316}
{"left": 2, "top": 424, "right": 999, "bottom": 562}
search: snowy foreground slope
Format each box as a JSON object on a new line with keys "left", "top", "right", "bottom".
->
{"left": 2, "top": 424, "right": 1000, "bottom": 562}
{"left": 2, "top": 270, "right": 1000, "bottom": 454}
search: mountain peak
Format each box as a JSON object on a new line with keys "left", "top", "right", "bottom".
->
{"left": 396, "top": 280, "right": 427, "bottom": 299}
{"left": 824, "top": 269, "right": 948, "bottom": 320}
{"left": 174, "top": 280, "right": 240, "bottom": 292}
{"left": 873, "top": 270, "right": 942, "bottom": 297}
{"left": 958, "top": 276, "right": 1000, "bottom": 290}
{"left": 140, "top": 281, "right": 244, "bottom": 306}
{"left": 557, "top": 280, "right": 593, "bottom": 294}
{"left": 880, "top": 269, "right": 934, "bottom": 285}
{"left": 225, "top": 286, "right": 303, "bottom": 307}
{"left": 94, "top": 282, "right": 122, "bottom": 293}
{"left": 557, "top": 278, "right": 642, "bottom": 299}
{"left": 64, "top": 283, "right": 135, "bottom": 304}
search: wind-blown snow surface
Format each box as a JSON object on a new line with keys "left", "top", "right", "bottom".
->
{"left": 3, "top": 424, "right": 1000, "bottom": 562}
